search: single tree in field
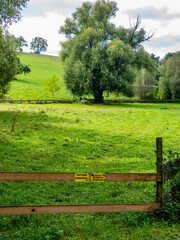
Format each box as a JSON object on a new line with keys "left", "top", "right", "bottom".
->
{"left": 59, "top": 0, "right": 156, "bottom": 103}
{"left": 43, "top": 75, "right": 61, "bottom": 100}
{"left": 30, "top": 37, "right": 48, "bottom": 54}
{"left": 16, "top": 36, "right": 28, "bottom": 52}
{"left": 0, "top": 0, "right": 29, "bottom": 26}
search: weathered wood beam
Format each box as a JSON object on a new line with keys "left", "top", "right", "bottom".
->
{"left": 0, "top": 172, "right": 161, "bottom": 182}
{"left": 0, "top": 203, "right": 161, "bottom": 215}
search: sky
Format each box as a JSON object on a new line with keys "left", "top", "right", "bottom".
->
{"left": 9, "top": 0, "right": 180, "bottom": 59}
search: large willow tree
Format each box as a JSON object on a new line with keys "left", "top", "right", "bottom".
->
{"left": 60, "top": 0, "right": 155, "bottom": 103}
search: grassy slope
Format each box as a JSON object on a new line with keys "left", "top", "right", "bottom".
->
{"left": 0, "top": 102, "right": 179, "bottom": 239}
{"left": 9, "top": 53, "right": 73, "bottom": 100}
{"left": 9, "top": 53, "right": 123, "bottom": 101}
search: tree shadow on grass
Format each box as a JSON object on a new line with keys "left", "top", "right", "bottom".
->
{"left": 102, "top": 102, "right": 180, "bottom": 110}
{"left": 0, "top": 109, "right": 156, "bottom": 173}
{"left": 13, "top": 79, "right": 42, "bottom": 86}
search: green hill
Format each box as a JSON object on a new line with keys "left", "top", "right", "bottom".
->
{"left": 8, "top": 53, "right": 125, "bottom": 101}
{"left": 9, "top": 53, "right": 73, "bottom": 100}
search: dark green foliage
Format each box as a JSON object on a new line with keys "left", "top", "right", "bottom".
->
{"left": 162, "top": 159, "right": 180, "bottom": 222}
{"left": 16, "top": 57, "right": 31, "bottom": 75}
{"left": 151, "top": 53, "right": 160, "bottom": 81}
{"left": 0, "top": 0, "right": 29, "bottom": 26}
{"left": 159, "top": 52, "right": 180, "bottom": 100}
{"left": 0, "top": 27, "right": 17, "bottom": 95}
{"left": 60, "top": 0, "right": 155, "bottom": 103}
{"left": 16, "top": 36, "right": 28, "bottom": 52}
{"left": 30, "top": 37, "right": 48, "bottom": 54}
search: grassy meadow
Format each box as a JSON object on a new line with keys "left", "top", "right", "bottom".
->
{"left": 0, "top": 102, "right": 180, "bottom": 239}
{"left": 9, "top": 53, "right": 73, "bottom": 100}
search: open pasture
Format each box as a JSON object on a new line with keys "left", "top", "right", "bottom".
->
{"left": 0, "top": 102, "right": 179, "bottom": 239}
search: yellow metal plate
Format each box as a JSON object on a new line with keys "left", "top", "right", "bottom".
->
{"left": 75, "top": 173, "right": 89, "bottom": 182}
{"left": 91, "top": 173, "right": 105, "bottom": 182}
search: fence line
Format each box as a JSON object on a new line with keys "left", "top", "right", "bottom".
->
{"left": 0, "top": 99, "right": 179, "bottom": 104}
{"left": 0, "top": 138, "right": 163, "bottom": 215}
{"left": 0, "top": 203, "right": 161, "bottom": 215}
{"left": 0, "top": 173, "right": 161, "bottom": 182}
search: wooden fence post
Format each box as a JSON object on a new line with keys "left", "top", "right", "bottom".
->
{"left": 156, "top": 137, "right": 163, "bottom": 205}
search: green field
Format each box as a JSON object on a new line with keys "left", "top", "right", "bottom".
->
{"left": 9, "top": 53, "right": 73, "bottom": 100}
{"left": 0, "top": 102, "right": 179, "bottom": 239}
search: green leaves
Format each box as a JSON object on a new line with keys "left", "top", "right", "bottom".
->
{"left": 30, "top": 37, "right": 48, "bottom": 54}
{"left": 159, "top": 52, "right": 180, "bottom": 100}
{"left": 0, "top": 27, "right": 17, "bottom": 94}
{"left": 0, "top": 0, "right": 29, "bottom": 26}
{"left": 43, "top": 75, "right": 61, "bottom": 100}
{"left": 60, "top": 0, "right": 155, "bottom": 102}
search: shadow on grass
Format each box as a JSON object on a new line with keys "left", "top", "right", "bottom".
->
{"left": 0, "top": 109, "right": 156, "bottom": 173}
{"left": 102, "top": 102, "right": 180, "bottom": 110}
{"left": 13, "top": 79, "right": 42, "bottom": 86}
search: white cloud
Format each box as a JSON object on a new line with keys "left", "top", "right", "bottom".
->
{"left": 10, "top": 13, "right": 66, "bottom": 56}
{"left": 9, "top": 0, "right": 180, "bottom": 58}
{"left": 23, "top": 0, "right": 92, "bottom": 17}
{"left": 124, "top": 6, "right": 180, "bottom": 21}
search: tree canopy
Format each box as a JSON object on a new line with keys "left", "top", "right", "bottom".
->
{"left": 0, "top": 28, "right": 17, "bottom": 95}
{"left": 0, "top": 0, "right": 29, "bottom": 26}
{"left": 0, "top": 0, "right": 30, "bottom": 97}
{"left": 16, "top": 36, "right": 28, "bottom": 52}
{"left": 59, "top": 0, "right": 155, "bottom": 102}
{"left": 30, "top": 37, "right": 48, "bottom": 54}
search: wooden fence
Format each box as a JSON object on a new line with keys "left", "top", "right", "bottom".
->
{"left": 0, "top": 138, "right": 163, "bottom": 215}
{"left": 0, "top": 99, "right": 179, "bottom": 104}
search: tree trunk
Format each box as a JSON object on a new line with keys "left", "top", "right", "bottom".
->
{"left": 94, "top": 90, "right": 104, "bottom": 103}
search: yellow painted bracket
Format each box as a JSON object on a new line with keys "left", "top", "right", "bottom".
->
{"left": 74, "top": 173, "right": 89, "bottom": 182}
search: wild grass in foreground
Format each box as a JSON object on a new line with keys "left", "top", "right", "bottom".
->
{"left": 0, "top": 102, "right": 179, "bottom": 239}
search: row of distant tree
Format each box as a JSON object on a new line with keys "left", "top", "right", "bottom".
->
{"left": 135, "top": 52, "right": 180, "bottom": 100}
{"left": 16, "top": 36, "right": 48, "bottom": 54}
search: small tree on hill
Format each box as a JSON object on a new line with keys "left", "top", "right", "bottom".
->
{"left": 30, "top": 37, "right": 48, "bottom": 54}
{"left": 43, "top": 75, "right": 61, "bottom": 100}
{"left": 16, "top": 36, "right": 28, "bottom": 52}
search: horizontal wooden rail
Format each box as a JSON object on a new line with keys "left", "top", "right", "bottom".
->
{"left": 0, "top": 172, "right": 161, "bottom": 182}
{"left": 0, "top": 99, "right": 179, "bottom": 103}
{"left": 0, "top": 203, "right": 161, "bottom": 215}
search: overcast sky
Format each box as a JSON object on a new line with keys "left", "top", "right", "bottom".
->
{"left": 9, "top": 0, "right": 180, "bottom": 59}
